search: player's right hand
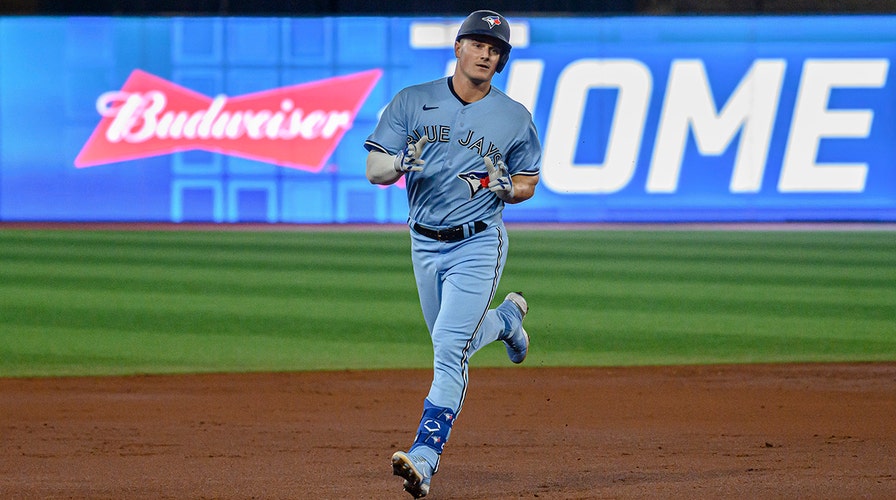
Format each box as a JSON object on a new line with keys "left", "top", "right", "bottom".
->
{"left": 393, "top": 135, "right": 428, "bottom": 173}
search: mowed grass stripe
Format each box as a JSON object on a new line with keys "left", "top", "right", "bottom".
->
{"left": 7, "top": 324, "right": 434, "bottom": 375}
{"left": 1, "top": 230, "right": 428, "bottom": 376}
{"left": 0, "top": 230, "right": 413, "bottom": 273}
{"left": 1, "top": 228, "right": 894, "bottom": 376}
{"left": 2, "top": 262, "right": 413, "bottom": 299}
{"left": 487, "top": 229, "right": 896, "bottom": 366}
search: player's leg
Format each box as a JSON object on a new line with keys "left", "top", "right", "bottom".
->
{"left": 424, "top": 224, "right": 509, "bottom": 412}
{"left": 392, "top": 230, "right": 457, "bottom": 498}
{"left": 402, "top": 254, "right": 498, "bottom": 480}
{"left": 395, "top": 225, "right": 508, "bottom": 494}
{"left": 458, "top": 225, "right": 526, "bottom": 363}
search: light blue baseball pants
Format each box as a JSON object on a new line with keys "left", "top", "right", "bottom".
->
{"left": 409, "top": 222, "right": 523, "bottom": 414}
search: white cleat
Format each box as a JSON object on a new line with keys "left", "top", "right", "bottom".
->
{"left": 392, "top": 451, "right": 431, "bottom": 498}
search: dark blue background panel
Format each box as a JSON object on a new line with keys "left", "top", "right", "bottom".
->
{"left": 0, "top": 15, "right": 894, "bottom": 222}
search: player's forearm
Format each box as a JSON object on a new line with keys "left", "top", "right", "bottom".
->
{"left": 366, "top": 151, "right": 403, "bottom": 185}
{"left": 504, "top": 174, "right": 539, "bottom": 204}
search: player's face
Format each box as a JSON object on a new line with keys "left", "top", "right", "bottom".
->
{"left": 454, "top": 36, "right": 501, "bottom": 84}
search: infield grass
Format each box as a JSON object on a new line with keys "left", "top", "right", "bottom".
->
{"left": 1, "top": 227, "right": 894, "bottom": 377}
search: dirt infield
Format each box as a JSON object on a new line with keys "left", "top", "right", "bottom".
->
{"left": 2, "top": 364, "right": 895, "bottom": 499}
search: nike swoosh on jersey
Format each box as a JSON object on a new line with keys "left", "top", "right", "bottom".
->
{"left": 422, "top": 105, "right": 439, "bottom": 110}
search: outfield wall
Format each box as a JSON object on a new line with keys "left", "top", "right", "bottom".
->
{"left": 1, "top": 15, "right": 894, "bottom": 223}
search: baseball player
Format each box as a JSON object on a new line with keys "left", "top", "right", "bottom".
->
{"left": 364, "top": 10, "right": 541, "bottom": 498}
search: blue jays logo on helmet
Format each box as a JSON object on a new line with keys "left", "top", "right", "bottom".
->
{"left": 481, "top": 15, "right": 502, "bottom": 28}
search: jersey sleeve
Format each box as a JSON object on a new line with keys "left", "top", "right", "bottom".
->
{"left": 506, "top": 116, "right": 542, "bottom": 177}
{"left": 364, "top": 90, "right": 410, "bottom": 155}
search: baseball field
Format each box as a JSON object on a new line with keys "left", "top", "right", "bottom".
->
{"left": 2, "top": 225, "right": 895, "bottom": 498}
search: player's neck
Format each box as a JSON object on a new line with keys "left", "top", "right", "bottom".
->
{"left": 450, "top": 75, "right": 491, "bottom": 104}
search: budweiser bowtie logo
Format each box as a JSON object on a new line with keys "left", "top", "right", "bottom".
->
{"left": 75, "top": 68, "right": 381, "bottom": 171}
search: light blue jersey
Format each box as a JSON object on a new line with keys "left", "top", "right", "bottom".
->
{"left": 365, "top": 77, "right": 541, "bottom": 228}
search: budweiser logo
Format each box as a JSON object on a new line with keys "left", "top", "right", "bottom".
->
{"left": 75, "top": 69, "right": 382, "bottom": 171}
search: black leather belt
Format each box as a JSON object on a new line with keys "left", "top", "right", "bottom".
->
{"left": 412, "top": 221, "right": 488, "bottom": 242}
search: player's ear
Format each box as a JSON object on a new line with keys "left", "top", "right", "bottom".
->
{"left": 454, "top": 40, "right": 462, "bottom": 58}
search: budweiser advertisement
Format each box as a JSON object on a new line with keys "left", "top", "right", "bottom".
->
{"left": 75, "top": 69, "right": 382, "bottom": 171}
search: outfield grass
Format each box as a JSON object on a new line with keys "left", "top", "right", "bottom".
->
{"left": 1, "top": 227, "right": 894, "bottom": 377}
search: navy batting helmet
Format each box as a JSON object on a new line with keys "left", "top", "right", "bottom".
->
{"left": 455, "top": 10, "right": 512, "bottom": 73}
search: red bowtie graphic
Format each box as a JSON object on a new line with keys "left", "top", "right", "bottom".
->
{"left": 75, "top": 68, "right": 381, "bottom": 171}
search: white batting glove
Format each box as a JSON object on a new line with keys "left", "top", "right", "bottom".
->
{"left": 484, "top": 156, "right": 515, "bottom": 201}
{"left": 394, "top": 135, "right": 428, "bottom": 173}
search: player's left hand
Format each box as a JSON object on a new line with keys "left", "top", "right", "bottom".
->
{"left": 485, "top": 156, "right": 514, "bottom": 202}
